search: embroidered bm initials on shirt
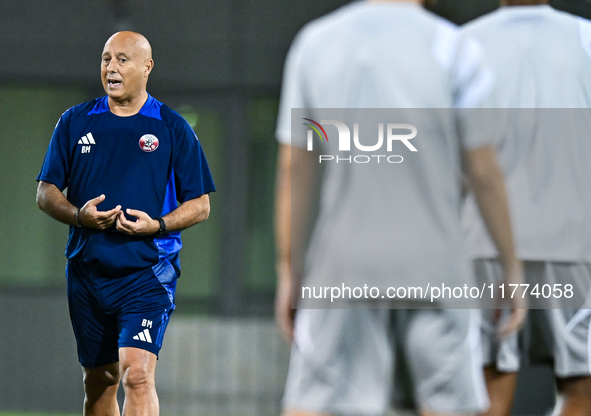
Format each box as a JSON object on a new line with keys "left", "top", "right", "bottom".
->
{"left": 78, "top": 132, "right": 96, "bottom": 154}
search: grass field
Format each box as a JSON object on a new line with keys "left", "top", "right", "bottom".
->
{"left": 0, "top": 412, "right": 80, "bottom": 416}
{"left": 0, "top": 412, "right": 209, "bottom": 416}
{"left": 0, "top": 413, "right": 78, "bottom": 416}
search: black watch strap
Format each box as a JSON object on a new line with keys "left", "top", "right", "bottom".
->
{"left": 153, "top": 217, "right": 167, "bottom": 237}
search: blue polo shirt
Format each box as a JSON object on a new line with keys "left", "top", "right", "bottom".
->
{"left": 37, "top": 94, "right": 215, "bottom": 277}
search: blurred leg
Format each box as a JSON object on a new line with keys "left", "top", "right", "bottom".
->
{"left": 556, "top": 376, "right": 591, "bottom": 416}
{"left": 82, "top": 362, "right": 120, "bottom": 416}
{"left": 479, "top": 366, "right": 517, "bottom": 416}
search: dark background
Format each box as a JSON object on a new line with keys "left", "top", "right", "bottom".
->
{"left": 0, "top": 1, "right": 588, "bottom": 414}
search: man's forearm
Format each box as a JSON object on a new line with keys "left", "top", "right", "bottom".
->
{"left": 465, "top": 146, "right": 518, "bottom": 271}
{"left": 275, "top": 144, "right": 292, "bottom": 269}
{"left": 36, "top": 180, "right": 78, "bottom": 226}
{"left": 275, "top": 144, "right": 317, "bottom": 283}
{"left": 162, "top": 193, "right": 210, "bottom": 232}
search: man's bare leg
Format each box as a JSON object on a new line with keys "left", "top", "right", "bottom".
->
{"left": 83, "top": 362, "right": 121, "bottom": 416}
{"left": 555, "top": 376, "right": 591, "bottom": 416}
{"left": 477, "top": 366, "right": 518, "bottom": 416}
{"left": 119, "top": 347, "right": 158, "bottom": 416}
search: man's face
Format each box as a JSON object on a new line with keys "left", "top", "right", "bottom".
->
{"left": 101, "top": 35, "right": 151, "bottom": 102}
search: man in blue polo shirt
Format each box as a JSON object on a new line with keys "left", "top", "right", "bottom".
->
{"left": 36, "top": 31, "right": 215, "bottom": 415}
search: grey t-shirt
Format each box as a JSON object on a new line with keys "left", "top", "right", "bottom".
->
{"left": 276, "top": 1, "right": 495, "bottom": 295}
{"left": 461, "top": 6, "right": 591, "bottom": 262}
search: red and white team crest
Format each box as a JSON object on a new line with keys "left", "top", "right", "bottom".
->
{"left": 139, "top": 134, "right": 159, "bottom": 152}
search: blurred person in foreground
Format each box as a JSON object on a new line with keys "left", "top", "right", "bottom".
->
{"left": 461, "top": 1, "right": 591, "bottom": 416}
{"left": 36, "top": 31, "right": 215, "bottom": 416}
{"left": 274, "top": 0, "right": 525, "bottom": 415}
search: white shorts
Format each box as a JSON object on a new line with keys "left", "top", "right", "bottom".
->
{"left": 282, "top": 308, "right": 489, "bottom": 415}
{"left": 474, "top": 260, "right": 591, "bottom": 377}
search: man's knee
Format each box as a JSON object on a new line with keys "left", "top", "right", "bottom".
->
{"left": 121, "top": 364, "right": 154, "bottom": 390}
{"left": 83, "top": 363, "right": 120, "bottom": 393}
{"left": 119, "top": 347, "right": 157, "bottom": 391}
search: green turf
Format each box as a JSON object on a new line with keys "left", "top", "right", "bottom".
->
{"left": 0, "top": 413, "right": 78, "bottom": 416}
{"left": 0, "top": 413, "right": 226, "bottom": 416}
{"left": 0, "top": 413, "right": 234, "bottom": 416}
{"left": 0, "top": 414, "right": 208, "bottom": 416}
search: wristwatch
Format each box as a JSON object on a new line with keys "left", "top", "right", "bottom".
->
{"left": 153, "top": 217, "right": 167, "bottom": 237}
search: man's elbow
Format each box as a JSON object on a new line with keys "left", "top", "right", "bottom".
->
{"left": 36, "top": 190, "right": 43, "bottom": 210}
{"left": 469, "top": 163, "right": 501, "bottom": 191}
{"left": 199, "top": 202, "right": 210, "bottom": 222}
{"left": 465, "top": 146, "right": 504, "bottom": 191}
{"left": 194, "top": 195, "right": 210, "bottom": 224}
{"left": 36, "top": 182, "right": 48, "bottom": 212}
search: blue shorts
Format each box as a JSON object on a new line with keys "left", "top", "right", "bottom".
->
{"left": 66, "top": 257, "right": 177, "bottom": 368}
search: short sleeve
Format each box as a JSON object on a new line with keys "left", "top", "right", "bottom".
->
{"left": 36, "top": 109, "right": 72, "bottom": 190}
{"left": 276, "top": 30, "right": 310, "bottom": 148}
{"left": 454, "top": 34, "right": 499, "bottom": 150}
{"left": 453, "top": 35, "right": 496, "bottom": 110}
{"left": 172, "top": 118, "right": 215, "bottom": 203}
{"left": 578, "top": 17, "right": 591, "bottom": 60}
